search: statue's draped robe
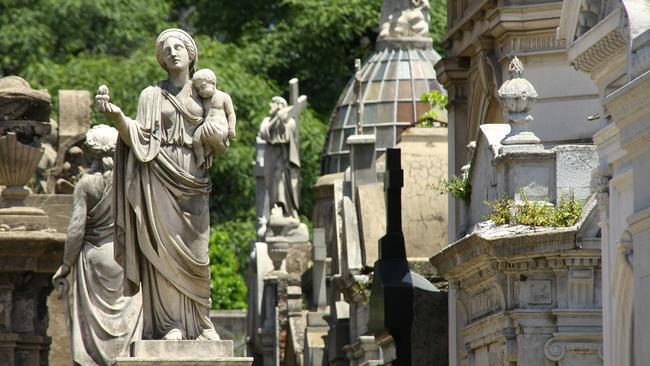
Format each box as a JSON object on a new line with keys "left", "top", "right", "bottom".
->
{"left": 70, "top": 173, "right": 142, "bottom": 366}
{"left": 113, "top": 83, "right": 218, "bottom": 339}
{"left": 259, "top": 110, "right": 300, "bottom": 218}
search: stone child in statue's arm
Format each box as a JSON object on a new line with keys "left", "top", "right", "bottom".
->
{"left": 192, "top": 68, "right": 237, "bottom": 143}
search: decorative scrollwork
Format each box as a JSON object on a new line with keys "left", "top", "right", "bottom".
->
{"left": 544, "top": 339, "right": 566, "bottom": 361}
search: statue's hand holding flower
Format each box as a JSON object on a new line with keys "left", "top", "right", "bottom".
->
{"left": 95, "top": 85, "right": 125, "bottom": 123}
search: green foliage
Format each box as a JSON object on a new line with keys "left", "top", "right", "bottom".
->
{"left": 428, "top": 0, "right": 448, "bottom": 56}
{"left": 418, "top": 90, "right": 448, "bottom": 127}
{"left": 208, "top": 225, "right": 251, "bottom": 310}
{"left": 436, "top": 175, "right": 471, "bottom": 202}
{"left": 0, "top": 0, "right": 171, "bottom": 75}
{"left": 485, "top": 192, "right": 584, "bottom": 227}
{"left": 231, "top": 0, "right": 383, "bottom": 114}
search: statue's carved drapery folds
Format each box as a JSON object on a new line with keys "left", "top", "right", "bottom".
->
{"left": 97, "top": 28, "right": 228, "bottom": 340}
{"left": 53, "top": 125, "right": 142, "bottom": 366}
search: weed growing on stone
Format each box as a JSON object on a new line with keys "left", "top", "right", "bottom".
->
{"left": 485, "top": 191, "right": 584, "bottom": 227}
{"left": 436, "top": 175, "right": 471, "bottom": 202}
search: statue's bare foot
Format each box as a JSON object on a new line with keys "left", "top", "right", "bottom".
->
{"left": 197, "top": 328, "right": 220, "bottom": 341}
{"left": 163, "top": 328, "right": 183, "bottom": 340}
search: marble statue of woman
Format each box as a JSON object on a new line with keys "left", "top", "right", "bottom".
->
{"left": 52, "top": 124, "right": 142, "bottom": 366}
{"left": 96, "top": 28, "right": 228, "bottom": 340}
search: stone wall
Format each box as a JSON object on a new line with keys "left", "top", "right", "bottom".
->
{"left": 396, "top": 127, "right": 448, "bottom": 257}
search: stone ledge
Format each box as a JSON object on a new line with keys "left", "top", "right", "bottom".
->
{"left": 130, "top": 340, "right": 233, "bottom": 358}
{"left": 112, "top": 357, "right": 253, "bottom": 366}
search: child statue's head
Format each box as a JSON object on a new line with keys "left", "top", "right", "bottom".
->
{"left": 192, "top": 68, "right": 217, "bottom": 99}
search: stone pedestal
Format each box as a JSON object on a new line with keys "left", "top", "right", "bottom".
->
{"left": 112, "top": 340, "right": 253, "bottom": 366}
{"left": 0, "top": 231, "right": 65, "bottom": 366}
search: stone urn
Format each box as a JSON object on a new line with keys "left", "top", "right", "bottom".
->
{"left": 0, "top": 76, "right": 52, "bottom": 229}
{"left": 266, "top": 236, "right": 289, "bottom": 271}
{"left": 498, "top": 56, "right": 541, "bottom": 145}
{"left": 0, "top": 132, "right": 49, "bottom": 229}
{"left": 0, "top": 133, "right": 44, "bottom": 207}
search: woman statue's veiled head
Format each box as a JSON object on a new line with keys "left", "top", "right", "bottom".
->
{"left": 156, "top": 28, "right": 198, "bottom": 76}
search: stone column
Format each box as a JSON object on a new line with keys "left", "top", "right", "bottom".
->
{"left": 259, "top": 276, "right": 279, "bottom": 366}
{"left": 346, "top": 134, "right": 377, "bottom": 202}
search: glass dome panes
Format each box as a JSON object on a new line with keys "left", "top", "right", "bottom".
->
{"left": 321, "top": 47, "right": 444, "bottom": 174}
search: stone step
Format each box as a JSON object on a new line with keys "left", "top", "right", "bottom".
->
{"left": 112, "top": 340, "right": 253, "bottom": 366}
{"left": 132, "top": 340, "right": 234, "bottom": 357}
{"left": 112, "top": 356, "right": 253, "bottom": 366}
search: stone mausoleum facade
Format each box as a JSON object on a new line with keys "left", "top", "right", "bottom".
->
{"left": 558, "top": 0, "right": 650, "bottom": 365}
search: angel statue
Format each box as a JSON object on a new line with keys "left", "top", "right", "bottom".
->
{"left": 95, "top": 28, "right": 231, "bottom": 340}
{"left": 258, "top": 82, "right": 308, "bottom": 241}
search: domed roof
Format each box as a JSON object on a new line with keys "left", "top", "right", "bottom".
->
{"left": 321, "top": 46, "right": 443, "bottom": 174}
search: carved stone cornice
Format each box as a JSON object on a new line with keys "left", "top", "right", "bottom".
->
{"left": 434, "top": 57, "right": 470, "bottom": 92}
{"left": 430, "top": 227, "right": 579, "bottom": 276}
{"left": 488, "top": 3, "right": 563, "bottom": 39}
{"left": 605, "top": 70, "right": 650, "bottom": 156}
{"left": 568, "top": 8, "right": 627, "bottom": 73}
{"left": 498, "top": 31, "right": 567, "bottom": 60}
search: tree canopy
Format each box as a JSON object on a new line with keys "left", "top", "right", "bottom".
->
{"left": 0, "top": 0, "right": 446, "bottom": 309}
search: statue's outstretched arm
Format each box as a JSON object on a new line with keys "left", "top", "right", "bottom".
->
{"left": 95, "top": 85, "right": 133, "bottom": 145}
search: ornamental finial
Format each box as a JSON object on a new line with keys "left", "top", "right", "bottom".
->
{"left": 498, "top": 56, "right": 541, "bottom": 145}
{"left": 508, "top": 56, "right": 525, "bottom": 78}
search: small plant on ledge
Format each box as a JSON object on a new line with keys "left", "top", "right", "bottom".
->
{"left": 485, "top": 191, "right": 584, "bottom": 227}
{"left": 436, "top": 175, "right": 471, "bottom": 202}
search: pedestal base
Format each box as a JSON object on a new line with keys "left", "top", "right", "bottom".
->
{"left": 112, "top": 340, "right": 253, "bottom": 366}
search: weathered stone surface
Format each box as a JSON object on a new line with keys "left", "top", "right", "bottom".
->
{"left": 131, "top": 340, "right": 233, "bottom": 357}
{"left": 0, "top": 76, "right": 52, "bottom": 122}
{"left": 57, "top": 90, "right": 92, "bottom": 143}
{"left": 47, "top": 289, "right": 72, "bottom": 366}
{"left": 356, "top": 183, "right": 385, "bottom": 267}
{"left": 113, "top": 358, "right": 252, "bottom": 366}
{"left": 555, "top": 145, "right": 598, "bottom": 200}
{"left": 395, "top": 127, "right": 448, "bottom": 257}
{"left": 112, "top": 340, "right": 252, "bottom": 366}
{"left": 23, "top": 194, "right": 72, "bottom": 233}
{"left": 0, "top": 232, "right": 64, "bottom": 366}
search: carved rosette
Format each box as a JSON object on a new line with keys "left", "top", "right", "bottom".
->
{"left": 498, "top": 57, "right": 541, "bottom": 145}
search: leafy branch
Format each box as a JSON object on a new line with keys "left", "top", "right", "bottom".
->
{"left": 417, "top": 90, "right": 448, "bottom": 127}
